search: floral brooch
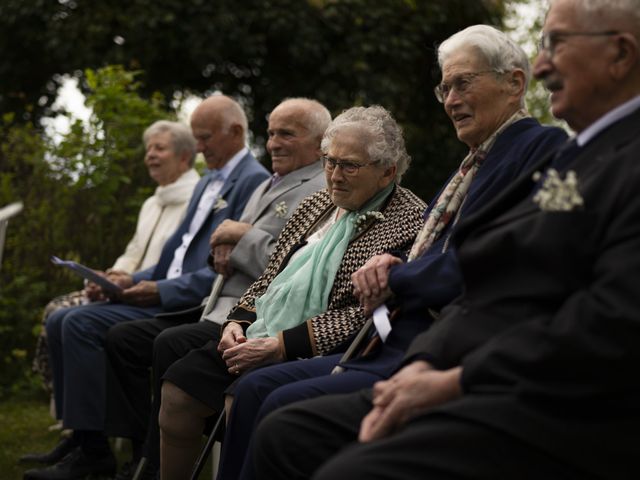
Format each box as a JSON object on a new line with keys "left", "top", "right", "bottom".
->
{"left": 353, "top": 211, "right": 385, "bottom": 234}
{"left": 213, "top": 197, "right": 228, "bottom": 212}
{"left": 274, "top": 201, "right": 288, "bottom": 219}
{"left": 532, "top": 168, "right": 584, "bottom": 212}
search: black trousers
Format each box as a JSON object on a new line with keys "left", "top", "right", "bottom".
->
{"left": 253, "top": 390, "right": 591, "bottom": 480}
{"left": 104, "top": 314, "right": 215, "bottom": 464}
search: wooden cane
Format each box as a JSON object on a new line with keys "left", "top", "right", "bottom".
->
{"left": 199, "top": 274, "right": 226, "bottom": 321}
{"left": 331, "top": 317, "right": 374, "bottom": 374}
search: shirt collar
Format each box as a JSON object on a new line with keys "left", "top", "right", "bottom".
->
{"left": 577, "top": 95, "right": 640, "bottom": 147}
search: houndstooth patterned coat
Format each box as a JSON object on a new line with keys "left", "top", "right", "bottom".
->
{"left": 227, "top": 185, "right": 426, "bottom": 359}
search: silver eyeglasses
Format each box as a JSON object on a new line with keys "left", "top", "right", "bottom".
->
{"left": 434, "top": 70, "right": 498, "bottom": 103}
{"left": 538, "top": 30, "right": 619, "bottom": 59}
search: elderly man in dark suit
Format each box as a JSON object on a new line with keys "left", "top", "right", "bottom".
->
{"left": 253, "top": 1, "right": 640, "bottom": 478}
{"left": 23, "top": 95, "right": 270, "bottom": 480}
{"left": 103, "top": 98, "right": 330, "bottom": 479}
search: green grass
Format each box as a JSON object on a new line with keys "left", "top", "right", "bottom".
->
{"left": 0, "top": 395, "right": 135, "bottom": 479}
{"left": 0, "top": 397, "right": 62, "bottom": 479}
{"left": 0, "top": 395, "right": 214, "bottom": 479}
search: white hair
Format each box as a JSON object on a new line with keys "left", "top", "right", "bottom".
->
{"left": 143, "top": 120, "right": 197, "bottom": 166}
{"left": 321, "top": 105, "right": 411, "bottom": 183}
{"left": 550, "top": 0, "right": 640, "bottom": 33}
{"left": 437, "top": 25, "right": 531, "bottom": 105}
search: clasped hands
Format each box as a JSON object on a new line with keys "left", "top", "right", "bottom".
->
{"left": 218, "top": 322, "right": 284, "bottom": 376}
{"left": 209, "top": 220, "right": 252, "bottom": 277}
{"left": 359, "top": 361, "right": 462, "bottom": 443}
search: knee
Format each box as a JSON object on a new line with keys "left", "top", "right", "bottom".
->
{"left": 105, "top": 322, "right": 130, "bottom": 357}
{"left": 154, "top": 327, "right": 175, "bottom": 356}
{"left": 44, "top": 308, "right": 67, "bottom": 339}
{"left": 153, "top": 330, "right": 181, "bottom": 375}
{"left": 254, "top": 407, "right": 292, "bottom": 456}
{"left": 158, "top": 381, "right": 207, "bottom": 435}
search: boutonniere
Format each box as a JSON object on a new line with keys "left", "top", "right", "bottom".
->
{"left": 353, "top": 211, "right": 385, "bottom": 234}
{"left": 532, "top": 168, "right": 584, "bottom": 212}
{"left": 274, "top": 201, "right": 288, "bottom": 219}
{"left": 213, "top": 197, "right": 228, "bottom": 212}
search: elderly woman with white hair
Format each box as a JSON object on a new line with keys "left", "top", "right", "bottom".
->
{"left": 29, "top": 120, "right": 199, "bottom": 422}
{"left": 248, "top": 24, "right": 568, "bottom": 480}
{"left": 156, "top": 105, "right": 427, "bottom": 479}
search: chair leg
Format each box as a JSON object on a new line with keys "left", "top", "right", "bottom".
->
{"left": 190, "top": 411, "right": 226, "bottom": 480}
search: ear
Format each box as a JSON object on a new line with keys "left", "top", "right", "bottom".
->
{"left": 506, "top": 69, "right": 526, "bottom": 99}
{"left": 179, "top": 150, "right": 192, "bottom": 169}
{"left": 229, "top": 123, "right": 244, "bottom": 140}
{"left": 609, "top": 33, "right": 639, "bottom": 80}
{"left": 381, "top": 164, "right": 397, "bottom": 185}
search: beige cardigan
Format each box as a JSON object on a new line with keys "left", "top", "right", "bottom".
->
{"left": 111, "top": 169, "right": 200, "bottom": 273}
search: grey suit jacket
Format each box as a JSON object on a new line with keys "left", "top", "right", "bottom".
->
{"left": 204, "top": 161, "right": 325, "bottom": 323}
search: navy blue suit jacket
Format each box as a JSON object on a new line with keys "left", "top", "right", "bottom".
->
{"left": 345, "top": 118, "right": 567, "bottom": 376}
{"left": 132, "top": 151, "right": 269, "bottom": 311}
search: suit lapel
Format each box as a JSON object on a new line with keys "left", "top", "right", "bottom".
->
{"left": 250, "top": 162, "right": 322, "bottom": 222}
{"left": 455, "top": 106, "right": 640, "bottom": 244}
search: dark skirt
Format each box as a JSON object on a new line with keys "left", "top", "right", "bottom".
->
{"left": 162, "top": 337, "right": 236, "bottom": 413}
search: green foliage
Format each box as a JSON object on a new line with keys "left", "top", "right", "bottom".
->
{"left": 0, "top": 0, "right": 507, "bottom": 201}
{"left": 0, "top": 0, "right": 513, "bottom": 397}
{"left": 0, "top": 66, "right": 171, "bottom": 397}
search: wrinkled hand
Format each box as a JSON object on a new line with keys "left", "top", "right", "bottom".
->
{"left": 84, "top": 280, "right": 106, "bottom": 302}
{"left": 210, "top": 220, "right": 252, "bottom": 249}
{"left": 105, "top": 270, "right": 134, "bottom": 289}
{"left": 359, "top": 361, "right": 462, "bottom": 443}
{"left": 213, "top": 244, "right": 235, "bottom": 277}
{"left": 352, "top": 254, "right": 403, "bottom": 315}
{"left": 119, "top": 280, "right": 160, "bottom": 306}
{"left": 218, "top": 322, "right": 247, "bottom": 353}
{"left": 221, "top": 336, "right": 283, "bottom": 375}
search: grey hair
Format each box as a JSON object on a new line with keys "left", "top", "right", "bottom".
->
{"left": 277, "top": 97, "right": 332, "bottom": 139}
{"left": 321, "top": 105, "right": 411, "bottom": 183}
{"left": 143, "top": 120, "right": 197, "bottom": 167}
{"left": 550, "top": 0, "right": 640, "bottom": 33}
{"left": 437, "top": 24, "right": 531, "bottom": 106}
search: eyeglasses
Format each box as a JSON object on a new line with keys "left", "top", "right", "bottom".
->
{"left": 322, "top": 155, "right": 380, "bottom": 175}
{"left": 538, "top": 30, "right": 619, "bottom": 59}
{"left": 434, "top": 70, "right": 499, "bottom": 103}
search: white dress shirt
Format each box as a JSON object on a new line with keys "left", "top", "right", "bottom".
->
{"left": 166, "top": 148, "right": 248, "bottom": 279}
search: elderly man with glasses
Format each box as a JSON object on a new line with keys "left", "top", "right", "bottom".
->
{"left": 253, "top": 0, "right": 640, "bottom": 478}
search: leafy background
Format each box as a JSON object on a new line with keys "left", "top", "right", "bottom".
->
{"left": 0, "top": 0, "right": 547, "bottom": 398}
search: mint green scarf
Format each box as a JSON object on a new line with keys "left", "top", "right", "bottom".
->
{"left": 246, "top": 183, "right": 394, "bottom": 339}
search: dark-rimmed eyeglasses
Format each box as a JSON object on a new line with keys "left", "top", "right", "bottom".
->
{"left": 322, "top": 155, "right": 380, "bottom": 176}
{"left": 538, "top": 30, "right": 619, "bottom": 59}
{"left": 434, "top": 70, "right": 499, "bottom": 103}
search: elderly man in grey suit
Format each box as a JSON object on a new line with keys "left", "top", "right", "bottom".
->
{"left": 104, "top": 98, "right": 330, "bottom": 479}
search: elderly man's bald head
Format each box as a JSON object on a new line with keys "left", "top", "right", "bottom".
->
{"left": 190, "top": 95, "right": 248, "bottom": 169}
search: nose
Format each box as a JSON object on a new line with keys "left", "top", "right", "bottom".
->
{"left": 330, "top": 164, "right": 345, "bottom": 183}
{"left": 196, "top": 140, "right": 206, "bottom": 153}
{"left": 266, "top": 135, "right": 279, "bottom": 154}
{"left": 532, "top": 51, "right": 551, "bottom": 80}
{"left": 443, "top": 88, "right": 463, "bottom": 111}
